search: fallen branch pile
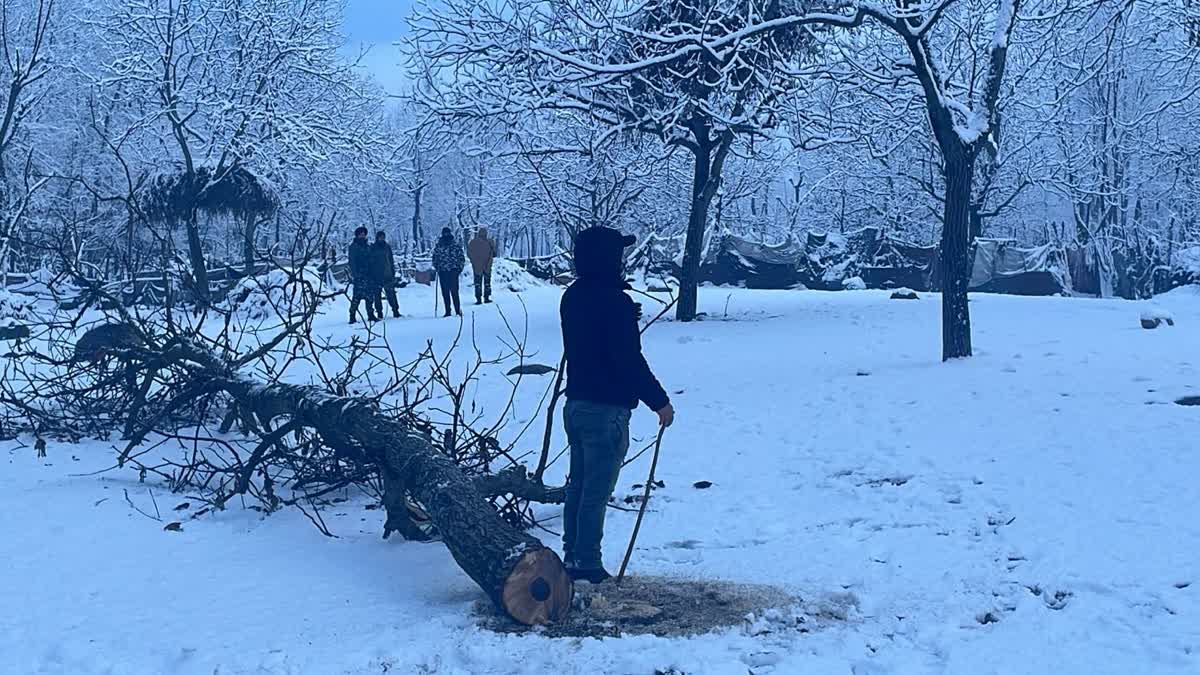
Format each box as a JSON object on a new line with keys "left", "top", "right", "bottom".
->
{"left": 1, "top": 261, "right": 574, "bottom": 624}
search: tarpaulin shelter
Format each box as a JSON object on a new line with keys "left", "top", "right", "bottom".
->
{"left": 626, "top": 232, "right": 684, "bottom": 283}
{"left": 515, "top": 251, "right": 573, "bottom": 283}
{"left": 857, "top": 230, "right": 940, "bottom": 291}
{"left": 969, "top": 239, "right": 1071, "bottom": 296}
{"left": 702, "top": 233, "right": 808, "bottom": 289}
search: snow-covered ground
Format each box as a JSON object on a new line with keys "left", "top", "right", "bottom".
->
{"left": 4, "top": 282, "right": 1200, "bottom": 674}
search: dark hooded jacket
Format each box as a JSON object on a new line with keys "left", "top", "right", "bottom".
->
{"left": 348, "top": 238, "right": 371, "bottom": 282}
{"left": 369, "top": 240, "right": 396, "bottom": 282}
{"left": 560, "top": 227, "right": 669, "bottom": 412}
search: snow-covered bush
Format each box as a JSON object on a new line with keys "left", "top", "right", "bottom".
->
{"left": 1176, "top": 247, "right": 1200, "bottom": 281}
{"left": 221, "top": 267, "right": 326, "bottom": 320}
{"left": 842, "top": 276, "right": 867, "bottom": 291}
{"left": 0, "top": 290, "right": 37, "bottom": 323}
{"left": 477, "top": 258, "right": 544, "bottom": 294}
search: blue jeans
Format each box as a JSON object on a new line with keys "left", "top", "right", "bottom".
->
{"left": 562, "top": 400, "right": 631, "bottom": 570}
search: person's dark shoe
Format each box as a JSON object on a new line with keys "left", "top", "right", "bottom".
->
{"left": 484, "top": 297, "right": 492, "bottom": 304}
{"left": 443, "top": 311, "right": 452, "bottom": 318}
{"left": 393, "top": 311, "right": 401, "bottom": 319}
{"left": 569, "top": 567, "right": 612, "bottom": 584}
{"left": 475, "top": 299, "right": 482, "bottom": 305}
{"left": 456, "top": 309, "right": 463, "bottom": 317}
{"left": 349, "top": 318, "right": 357, "bottom": 325}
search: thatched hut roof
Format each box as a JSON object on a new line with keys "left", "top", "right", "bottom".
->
{"left": 140, "top": 164, "right": 279, "bottom": 224}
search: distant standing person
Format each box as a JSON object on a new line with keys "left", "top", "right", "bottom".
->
{"left": 467, "top": 227, "right": 497, "bottom": 305}
{"left": 370, "top": 231, "right": 401, "bottom": 318}
{"left": 559, "top": 226, "right": 675, "bottom": 583}
{"left": 348, "top": 226, "right": 376, "bottom": 323}
{"left": 432, "top": 226, "right": 464, "bottom": 317}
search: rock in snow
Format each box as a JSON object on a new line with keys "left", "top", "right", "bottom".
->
{"left": 1140, "top": 307, "right": 1175, "bottom": 329}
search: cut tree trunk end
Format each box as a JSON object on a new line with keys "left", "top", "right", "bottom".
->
{"left": 502, "top": 548, "right": 574, "bottom": 625}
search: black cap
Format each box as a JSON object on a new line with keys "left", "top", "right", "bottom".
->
{"left": 575, "top": 227, "right": 635, "bottom": 250}
{"left": 573, "top": 227, "right": 635, "bottom": 281}
{"left": 354, "top": 226, "right": 368, "bottom": 236}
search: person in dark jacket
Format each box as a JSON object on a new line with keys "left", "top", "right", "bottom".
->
{"left": 432, "top": 226, "right": 464, "bottom": 317}
{"left": 347, "top": 226, "right": 376, "bottom": 323}
{"left": 369, "top": 231, "right": 401, "bottom": 318}
{"left": 560, "top": 226, "right": 675, "bottom": 583}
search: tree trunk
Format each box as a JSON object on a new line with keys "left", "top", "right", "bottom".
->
{"left": 676, "top": 143, "right": 710, "bottom": 322}
{"left": 412, "top": 181, "right": 423, "bottom": 252}
{"left": 243, "top": 214, "right": 258, "bottom": 278}
{"left": 125, "top": 210, "right": 136, "bottom": 279}
{"left": 941, "top": 151, "right": 975, "bottom": 360}
{"left": 97, "top": 332, "right": 572, "bottom": 625}
{"left": 185, "top": 209, "right": 210, "bottom": 308}
{"left": 207, "top": 372, "right": 574, "bottom": 625}
{"left": 88, "top": 320, "right": 576, "bottom": 624}
{"left": 677, "top": 131, "right": 733, "bottom": 322}
{"left": 0, "top": 222, "right": 10, "bottom": 288}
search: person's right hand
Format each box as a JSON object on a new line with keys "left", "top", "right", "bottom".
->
{"left": 656, "top": 403, "right": 675, "bottom": 428}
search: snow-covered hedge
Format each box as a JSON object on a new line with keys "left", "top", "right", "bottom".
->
{"left": 220, "top": 267, "right": 326, "bottom": 320}
{"left": 470, "top": 258, "right": 544, "bottom": 293}
{"left": 0, "top": 289, "right": 37, "bottom": 323}
{"left": 1176, "top": 247, "right": 1200, "bottom": 279}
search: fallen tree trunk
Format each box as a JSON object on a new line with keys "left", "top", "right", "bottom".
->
{"left": 106, "top": 336, "right": 574, "bottom": 625}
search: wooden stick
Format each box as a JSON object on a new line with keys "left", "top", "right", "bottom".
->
{"left": 616, "top": 424, "right": 666, "bottom": 584}
{"left": 533, "top": 353, "right": 567, "bottom": 482}
{"left": 640, "top": 295, "right": 679, "bottom": 336}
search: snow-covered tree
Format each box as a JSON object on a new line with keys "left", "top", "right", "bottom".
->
{"left": 410, "top": 0, "right": 819, "bottom": 321}
{"left": 0, "top": 0, "right": 57, "bottom": 283}
{"left": 93, "top": 0, "right": 383, "bottom": 303}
